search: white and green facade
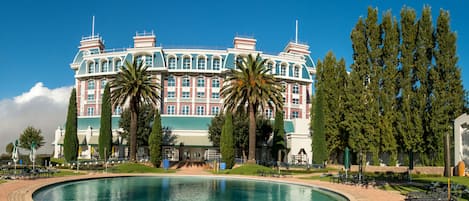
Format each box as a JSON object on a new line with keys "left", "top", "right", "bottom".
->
{"left": 53, "top": 31, "right": 316, "bottom": 164}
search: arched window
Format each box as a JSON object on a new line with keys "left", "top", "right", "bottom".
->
{"left": 183, "top": 56, "right": 191, "bottom": 69}
{"left": 280, "top": 63, "right": 287, "bottom": 76}
{"left": 294, "top": 65, "right": 300, "bottom": 78}
{"left": 167, "top": 76, "right": 176, "bottom": 87}
{"left": 212, "top": 78, "right": 220, "bottom": 88}
{"left": 292, "top": 84, "right": 299, "bottom": 94}
{"left": 88, "top": 62, "right": 95, "bottom": 73}
{"left": 197, "top": 77, "right": 205, "bottom": 87}
{"left": 182, "top": 76, "right": 190, "bottom": 87}
{"left": 88, "top": 80, "right": 95, "bottom": 90}
{"left": 168, "top": 57, "right": 176, "bottom": 69}
{"left": 267, "top": 62, "right": 274, "bottom": 74}
{"left": 114, "top": 59, "right": 122, "bottom": 71}
{"left": 101, "top": 60, "right": 108, "bottom": 72}
{"left": 213, "top": 57, "right": 221, "bottom": 70}
{"left": 197, "top": 57, "right": 206, "bottom": 70}
{"left": 101, "top": 79, "right": 107, "bottom": 88}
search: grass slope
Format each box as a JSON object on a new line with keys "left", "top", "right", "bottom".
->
{"left": 110, "top": 163, "right": 175, "bottom": 173}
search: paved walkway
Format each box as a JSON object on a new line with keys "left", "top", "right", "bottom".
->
{"left": 0, "top": 168, "right": 405, "bottom": 201}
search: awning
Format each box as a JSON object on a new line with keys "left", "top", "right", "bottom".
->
{"left": 56, "top": 135, "right": 87, "bottom": 145}
{"left": 88, "top": 136, "right": 99, "bottom": 145}
{"left": 175, "top": 135, "right": 212, "bottom": 147}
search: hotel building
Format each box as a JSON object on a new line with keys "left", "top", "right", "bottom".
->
{"left": 53, "top": 31, "right": 316, "bottom": 164}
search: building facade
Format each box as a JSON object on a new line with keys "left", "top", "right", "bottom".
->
{"left": 53, "top": 31, "right": 316, "bottom": 164}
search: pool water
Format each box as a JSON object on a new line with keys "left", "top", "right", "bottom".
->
{"left": 33, "top": 176, "right": 348, "bottom": 201}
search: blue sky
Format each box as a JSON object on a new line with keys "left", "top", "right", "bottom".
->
{"left": 0, "top": 0, "right": 468, "bottom": 99}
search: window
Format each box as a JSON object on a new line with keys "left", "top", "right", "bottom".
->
{"left": 136, "top": 56, "right": 143, "bottom": 66}
{"left": 292, "top": 111, "right": 299, "bottom": 119}
{"left": 145, "top": 56, "right": 153, "bottom": 67}
{"left": 88, "top": 62, "right": 95, "bottom": 73}
{"left": 167, "top": 105, "right": 175, "bottom": 115}
{"left": 211, "top": 107, "right": 219, "bottom": 115}
{"left": 213, "top": 58, "right": 220, "bottom": 70}
{"left": 101, "top": 80, "right": 107, "bottom": 88}
{"left": 101, "top": 61, "right": 108, "bottom": 72}
{"left": 181, "top": 105, "right": 190, "bottom": 115}
{"left": 281, "top": 82, "right": 286, "bottom": 92}
{"left": 265, "top": 109, "right": 273, "bottom": 119}
{"left": 182, "top": 92, "right": 190, "bottom": 98}
{"left": 167, "top": 91, "right": 175, "bottom": 98}
{"left": 183, "top": 57, "right": 191, "bottom": 69}
{"left": 168, "top": 57, "right": 176, "bottom": 69}
{"left": 212, "top": 78, "right": 220, "bottom": 88}
{"left": 292, "top": 98, "right": 299, "bottom": 104}
{"left": 197, "top": 77, "right": 205, "bottom": 87}
{"left": 293, "top": 84, "right": 299, "bottom": 94}
{"left": 283, "top": 97, "right": 286, "bottom": 103}
{"left": 211, "top": 92, "right": 219, "bottom": 99}
{"left": 294, "top": 66, "right": 300, "bottom": 77}
{"left": 280, "top": 64, "right": 287, "bottom": 76}
{"left": 236, "top": 55, "right": 243, "bottom": 67}
{"left": 87, "top": 94, "right": 95, "bottom": 101}
{"left": 182, "top": 77, "right": 190, "bottom": 87}
{"left": 87, "top": 107, "right": 94, "bottom": 116}
{"left": 197, "top": 58, "right": 206, "bottom": 70}
{"left": 197, "top": 92, "right": 205, "bottom": 98}
{"left": 115, "top": 60, "right": 122, "bottom": 71}
{"left": 88, "top": 80, "right": 95, "bottom": 90}
{"left": 115, "top": 106, "right": 122, "bottom": 115}
{"left": 267, "top": 62, "right": 273, "bottom": 74}
{"left": 167, "top": 76, "right": 175, "bottom": 87}
{"left": 196, "top": 106, "right": 205, "bottom": 115}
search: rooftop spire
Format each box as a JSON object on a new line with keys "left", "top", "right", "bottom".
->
{"left": 92, "top": 16, "right": 95, "bottom": 38}
{"left": 295, "top": 20, "right": 298, "bottom": 44}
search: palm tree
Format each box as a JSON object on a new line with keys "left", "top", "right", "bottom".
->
{"left": 221, "top": 54, "right": 283, "bottom": 163}
{"left": 110, "top": 59, "right": 160, "bottom": 161}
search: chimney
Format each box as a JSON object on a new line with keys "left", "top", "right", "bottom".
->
{"left": 233, "top": 37, "right": 256, "bottom": 50}
{"left": 134, "top": 31, "right": 156, "bottom": 48}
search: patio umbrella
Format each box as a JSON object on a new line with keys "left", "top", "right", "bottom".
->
{"left": 344, "top": 147, "right": 350, "bottom": 170}
{"left": 30, "top": 141, "right": 36, "bottom": 170}
{"left": 12, "top": 140, "right": 19, "bottom": 174}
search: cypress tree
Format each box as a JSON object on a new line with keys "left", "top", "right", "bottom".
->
{"left": 345, "top": 18, "right": 370, "bottom": 164}
{"left": 414, "top": 6, "right": 434, "bottom": 164}
{"left": 397, "top": 7, "right": 420, "bottom": 156}
{"left": 312, "top": 86, "right": 327, "bottom": 164}
{"left": 99, "top": 83, "right": 112, "bottom": 160}
{"left": 272, "top": 111, "right": 285, "bottom": 161}
{"left": 64, "top": 88, "right": 78, "bottom": 162}
{"left": 365, "top": 7, "right": 382, "bottom": 165}
{"left": 149, "top": 110, "right": 163, "bottom": 167}
{"left": 428, "top": 9, "right": 465, "bottom": 166}
{"left": 379, "top": 11, "right": 400, "bottom": 165}
{"left": 220, "top": 112, "right": 235, "bottom": 169}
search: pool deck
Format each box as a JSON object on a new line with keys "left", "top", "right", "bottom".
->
{"left": 0, "top": 170, "right": 405, "bottom": 201}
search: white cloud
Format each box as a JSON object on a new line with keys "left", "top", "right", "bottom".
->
{"left": 0, "top": 82, "right": 72, "bottom": 155}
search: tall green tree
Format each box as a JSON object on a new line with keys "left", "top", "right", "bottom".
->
{"left": 19, "top": 126, "right": 45, "bottom": 150}
{"left": 345, "top": 18, "right": 370, "bottom": 163}
{"left": 413, "top": 6, "right": 434, "bottom": 164}
{"left": 427, "top": 9, "right": 465, "bottom": 165}
{"left": 379, "top": 11, "right": 400, "bottom": 165}
{"left": 397, "top": 7, "right": 420, "bottom": 156}
{"left": 312, "top": 87, "right": 327, "bottom": 164}
{"left": 149, "top": 110, "right": 163, "bottom": 167}
{"left": 99, "top": 83, "right": 112, "bottom": 160}
{"left": 220, "top": 112, "right": 235, "bottom": 169}
{"left": 119, "top": 104, "right": 155, "bottom": 147}
{"left": 64, "top": 88, "right": 78, "bottom": 162}
{"left": 220, "top": 54, "right": 283, "bottom": 163}
{"left": 110, "top": 60, "right": 161, "bottom": 161}
{"left": 272, "top": 111, "right": 285, "bottom": 161}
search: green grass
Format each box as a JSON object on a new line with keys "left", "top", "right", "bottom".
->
{"left": 0, "top": 180, "right": 6, "bottom": 184}
{"left": 218, "top": 164, "right": 272, "bottom": 175}
{"left": 413, "top": 176, "right": 469, "bottom": 187}
{"left": 109, "top": 163, "right": 175, "bottom": 173}
{"left": 301, "top": 175, "right": 333, "bottom": 182}
{"left": 52, "top": 169, "right": 86, "bottom": 177}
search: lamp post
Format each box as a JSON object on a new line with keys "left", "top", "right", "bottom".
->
{"left": 444, "top": 130, "right": 451, "bottom": 200}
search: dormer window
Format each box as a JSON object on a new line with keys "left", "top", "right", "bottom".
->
{"left": 267, "top": 62, "right": 274, "bottom": 74}
{"left": 114, "top": 59, "right": 122, "bottom": 71}
{"left": 294, "top": 65, "right": 300, "bottom": 78}
{"left": 183, "top": 56, "right": 191, "bottom": 69}
{"left": 213, "top": 58, "right": 221, "bottom": 70}
{"left": 197, "top": 57, "right": 206, "bottom": 70}
{"left": 101, "top": 61, "right": 109, "bottom": 72}
{"left": 280, "top": 63, "right": 287, "bottom": 76}
{"left": 168, "top": 57, "right": 176, "bottom": 69}
{"left": 88, "top": 62, "right": 95, "bottom": 73}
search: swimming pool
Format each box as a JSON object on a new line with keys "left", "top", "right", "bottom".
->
{"left": 33, "top": 176, "right": 348, "bottom": 201}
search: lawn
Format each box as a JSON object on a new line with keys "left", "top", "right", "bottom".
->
{"left": 109, "top": 163, "right": 175, "bottom": 173}
{"left": 0, "top": 180, "right": 5, "bottom": 184}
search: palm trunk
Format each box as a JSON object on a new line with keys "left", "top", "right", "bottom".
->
{"left": 130, "top": 99, "right": 138, "bottom": 161}
{"left": 248, "top": 104, "right": 256, "bottom": 163}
